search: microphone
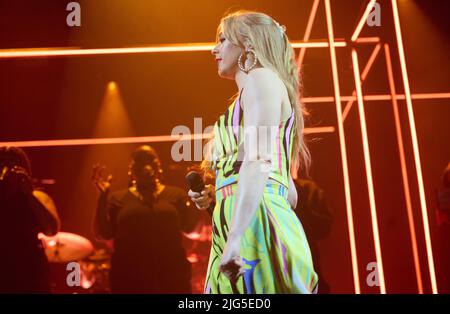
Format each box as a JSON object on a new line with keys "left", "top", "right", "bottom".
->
{"left": 185, "top": 171, "right": 215, "bottom": 215}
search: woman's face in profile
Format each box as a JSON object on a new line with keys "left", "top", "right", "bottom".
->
{"left": 211, "top": 32, "right": 242, "bottom": 79}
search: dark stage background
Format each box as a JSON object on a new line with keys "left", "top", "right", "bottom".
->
{"left": 1, "top": 0, "right": 449, "bottom": 293}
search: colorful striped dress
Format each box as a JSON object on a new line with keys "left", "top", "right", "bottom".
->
{"left": 205, "top": 94, "right": 318, "bottom": 294}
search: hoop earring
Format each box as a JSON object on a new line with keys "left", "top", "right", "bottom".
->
{"left": 238, "top": 49, "right": 258, "bottom": 73}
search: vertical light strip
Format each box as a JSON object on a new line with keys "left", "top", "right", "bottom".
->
{"left": 351, "top": 49, "right": 386, "bottom": 294}
{"left": 384, "top": 44, "right": 424, "bottom": 294}
{"left": 292, "top": 0, "right": 321, "bottom": 180}
{"left": 297, "top": 0, "right": 321, "bottom": 68}
{"left": 391, "top": 0, "right": 438, "bottom": 293}
{"left": 351, "top": 0, "right": 378, "bottom": 42}
{"left": 343, "top": 43, "right": 382, "bottom": 122}
{"left": 324, "top": 0, "right": 361, "bottom": 294}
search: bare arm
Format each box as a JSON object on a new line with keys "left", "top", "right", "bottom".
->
{"left": 91, "top": 164, "right": 115, "bottom": 240}
{"left": 288, "top": 175, "right": 298, "bottom": 209}
{"left": 228, "top": 69, "right": 283, "bottom": 237}
{"left": 220, "top": 68, "right": 285, "bottom": 281}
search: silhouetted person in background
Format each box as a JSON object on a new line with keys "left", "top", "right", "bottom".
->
{"left": 0, "top": 146, "right": 60, "bottom": 293}
{"left": 92, "top": 145, "right": 198, "bottom": 293}
{"left": 436, "top": 162, "right": 450, "bottom": 226}
{"left": 293, "top": 178, "right": 333, "bottom": 294}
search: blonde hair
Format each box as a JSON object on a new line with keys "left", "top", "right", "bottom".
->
{"left": 219, "top": 10, "right": 311, "bottom": 173}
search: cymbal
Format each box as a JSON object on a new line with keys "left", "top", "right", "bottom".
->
{"left": 38, "top": 232, "right": 94, "bottom": 263}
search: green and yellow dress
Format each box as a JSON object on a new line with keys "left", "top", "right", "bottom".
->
{"left": 205, "top": 94, "right": 318, "bottom": 294}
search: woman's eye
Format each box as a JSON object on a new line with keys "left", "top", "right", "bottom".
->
{"left": 219, "top": 38, "right": 225, "bottom": 43}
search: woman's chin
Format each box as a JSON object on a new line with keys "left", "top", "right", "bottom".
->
{"left": 217, "top": 68, "right": 234, "bottom": 80}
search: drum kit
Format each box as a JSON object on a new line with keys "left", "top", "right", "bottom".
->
{"left": 38, "top": 232, "right": 111, "bottom": 293}
{"left": 37, "top": 212, "right": 213, "bottom": 293}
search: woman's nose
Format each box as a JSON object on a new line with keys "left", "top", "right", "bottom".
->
{"left": 211, "top": 44, "right": 219, "bottom": 55}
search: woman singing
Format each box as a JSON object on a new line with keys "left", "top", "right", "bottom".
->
{"left": 188, "top": 11, "right": 318, "bottom": 293}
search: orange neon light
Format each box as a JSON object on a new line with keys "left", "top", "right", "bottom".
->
{"left": 355, "top": 37, "right": 381, "bottom": 43}
{"left": 384, "top": 43, "right": 423, "bottom": 294}
{"left": 301, "top": 92, "right": 450, "bottom": 104}
{"left": 360, "top": 44, "right": 382, "bottom": 85}
{"left": 0, "top": 1, "right": 446, "bottom": 295}
{"left": 302, "top": 96, "right": 336, "bottom": 103}
{"left": 351, "top": 0, "right": 378, "bottom": 42}
{"left": 324, "top": 0, "right": 361, "bottom": 294}
{"left": 0, "top": 41, "right": 347, "bottom": 59}
{"left": 303, "top": 126, "right": 335, "bottom": 135}
{"left": 0, "top": 44, "right": 216, "bottom": 58}
{"left": 391, "top": 0, "right": 438, "bottom": 293}
{"left": 0, "top": 127, "right": 334, "bottom": 148}
{"left": 293, "top": 41, "right": 347, "bottom": 48}
{"left": 0, "top": 134, "right": 211, "bottom": 148}
{"left": 297, "top": 0, "right": 321, "bottom": 68}
{"left": 343, "top": 43, "right": 381, "bottom": 122}
{"left": 409, "top": 93, "right": 450, "bottom": 100}
{"left": 352, "top": 49, "right": 386, "bottom": 294}
{"left": 363, "top": 93, "right": 450, "bottom": 101}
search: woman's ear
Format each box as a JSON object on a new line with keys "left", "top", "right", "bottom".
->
{"left": 243, "top": 42, "right": 254, "bottom": 52}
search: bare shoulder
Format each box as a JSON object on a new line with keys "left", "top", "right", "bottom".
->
{"left": 243, "top": 68, "right": 284, "bottom": 105}
{"left": 241, "top": 68, "right": 285, "bottom": 126}
{"left": 246, "top": 68, "right": 283, "bottom": 90}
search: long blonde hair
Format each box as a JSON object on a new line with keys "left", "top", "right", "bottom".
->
{"left": 219, "top": 10, "right": 310, "bottom": 173}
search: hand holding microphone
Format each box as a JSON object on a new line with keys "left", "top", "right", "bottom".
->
{"left": 186, "top": 171, "right": 216, "bottom": 214}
